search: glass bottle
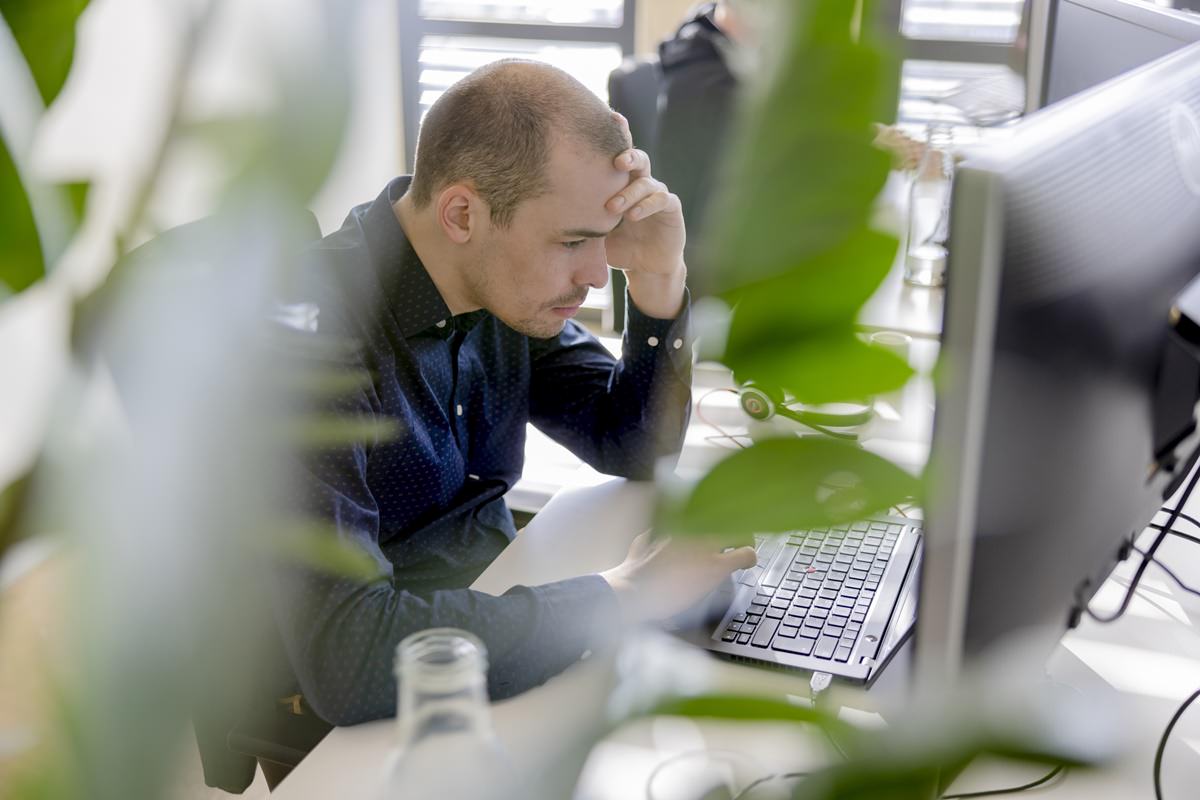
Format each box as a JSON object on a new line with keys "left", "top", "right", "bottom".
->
{"left": 904, "top": 125, "right": 955, "bottom": 288}
{"left": 378, "top": 629, "right": 520, "bottom": 799}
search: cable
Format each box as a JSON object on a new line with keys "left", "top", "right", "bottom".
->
{"left": 1085, "top": 465, "right": 1200, "bottom": 624}
{"left": 695, "top": 388, "right": 748, "bottom": 450}
{"left": 1150, "top": 523, "right": 1200, "bottom": 548}
{"left": 1133, "top": 546, "right": 1200, "bottom": 600}
{"left": 941, "top": 764, "right": 1066, "bottom": 799}
{"left": 731, "top": 770, "right": 808, "bottom": 800}
{"left": 1154, "top": 688, "right": 1200, "bottom": 800}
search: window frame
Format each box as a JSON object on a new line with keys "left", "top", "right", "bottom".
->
{"left": 397, "top": 0, "right": 637, "bottom": 170}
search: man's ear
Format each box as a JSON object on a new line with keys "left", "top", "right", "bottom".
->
{"left": 435, "top": 184, "right": 484, "bottom": 244}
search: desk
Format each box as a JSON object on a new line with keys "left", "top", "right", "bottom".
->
{"left": 275, "top": 475, "right": 1200, "bottom": 799}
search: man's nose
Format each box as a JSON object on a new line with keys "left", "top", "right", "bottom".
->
{"left": 579, "top": 245, "right": 611, "bottom": 290}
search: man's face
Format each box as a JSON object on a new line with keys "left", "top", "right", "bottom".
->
{"left": 465, "top": 136, "right": 628, "bottom": 339}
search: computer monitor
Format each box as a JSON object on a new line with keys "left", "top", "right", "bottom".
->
{"left": 915, "top": 39, "right": 1200, "bottom": 685}
{"left": 1036, "top": 0, "right": 1200, "bottom": 109}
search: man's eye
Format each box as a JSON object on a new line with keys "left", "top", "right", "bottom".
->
{"left": 562, "top": 239, "right": 586, "bottom": 250}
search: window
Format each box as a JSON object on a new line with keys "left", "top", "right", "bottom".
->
{"left": 398, "top": 0, "right": 635, "bottom": 170}
{"left": 891, "top": 0, "right": 1030, "bottom": 132}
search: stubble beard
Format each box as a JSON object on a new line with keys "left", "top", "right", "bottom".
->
{"left": 466, "top": 251, "right": 570, "bottom": 340}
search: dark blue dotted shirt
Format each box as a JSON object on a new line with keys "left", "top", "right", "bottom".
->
{"left": 275, "top": 177, "right": 692, "bottom": 725}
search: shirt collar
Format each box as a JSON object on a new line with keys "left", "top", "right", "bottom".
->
{"left": 360, "top": 176, "right": 489, "bottom": 339}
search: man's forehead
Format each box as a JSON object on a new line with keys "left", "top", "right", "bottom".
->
{"left": 537, "top": 139, "right": 629, "bottom": 227}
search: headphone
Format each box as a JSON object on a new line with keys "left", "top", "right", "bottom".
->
{"left": 738, "top": 381, "right": 873, "bottom": 440}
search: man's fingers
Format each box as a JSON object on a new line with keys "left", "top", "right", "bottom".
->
{"left": 720, "top": 546, "right": 758, "bottom": 571}
{"left": 607, "top": 176, "right": 665, "bottom": 214}
{"left": 627, "top": 191, "right": 677, "bottom": 221}
{"left": 614, "top": 147, "right": 652, "bottom": 178}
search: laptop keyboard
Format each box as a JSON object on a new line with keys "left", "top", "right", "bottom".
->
{"left": 718, "top": 520, "right": 917, "bottom": 663}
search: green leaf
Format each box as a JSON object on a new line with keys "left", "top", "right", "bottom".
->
{"left": 648, "top": 694, "right": 860, "bottom": 747}
{"left": 723, "top": 229, "right": 898, "bottom": 345}
{"left": 0, "top": 469, "right": 34, "bottom": 563}
{"left": 272, "top": 365, "right": 377, "bottom": 399}
{"left": 0, "top": 0, "right": 91, "bottom": 106}
{"left": 698, "top": 0, "right": 898, "bottom": 294}
{"left": 62, "top": 180, "right": 89, "bottom": 223}
{"left": 662, "top": 437, "right": 920, "bottom": 536}
{"left": 0, "top": 133, "right": 45, "bottom": 294}
{"left": 275, "top": 415, "right": 403, "bottom": 448}
{"left": 263, "top": 520, "right": 385, "bottom": 582}
{"left": 727, "top": 329, "right": 913, "bottom": 405}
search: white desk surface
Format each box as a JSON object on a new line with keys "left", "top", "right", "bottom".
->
{"left": 276, "top": 473, "right": 1200, "bottom": 800}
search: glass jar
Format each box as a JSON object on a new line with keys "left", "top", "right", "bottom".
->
{"left": 379, "top": 629, "right": 520, "bottom": 799}
{"left": 904, "top": 125, "right": 955, "bottom": 288}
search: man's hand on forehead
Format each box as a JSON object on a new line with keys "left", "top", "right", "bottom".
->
{"left": 601, "top": 110, "right": 686, "bottom": 319}
{"left": 604, "top": 112, "right": 678, "bottom": 226}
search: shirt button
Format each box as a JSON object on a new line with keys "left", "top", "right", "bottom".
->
{"left": 673, "top": 338, "right": 684, "bottom": 350}
{"left": 436, "top": 320, "right": 447, "bottom": 328}
{"left": 647, "top": 336, "right": 659, "bottom": 347}
{"left": 456, "top": 403, "right": 463, "bottom": 416}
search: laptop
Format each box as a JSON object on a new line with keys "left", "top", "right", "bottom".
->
{"left": 680, "top": 516, "right": 923, "bottom": 685}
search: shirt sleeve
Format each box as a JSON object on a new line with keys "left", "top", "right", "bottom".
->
{"left": 527, "top": 289, "right": 693, "bottom": 479}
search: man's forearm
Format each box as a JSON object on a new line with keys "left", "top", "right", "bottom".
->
{"left": 624, "top": 262, "right": 687, "bottom": 320}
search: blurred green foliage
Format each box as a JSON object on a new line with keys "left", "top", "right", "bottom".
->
{"left": 0, "top": 0, "right": 90, "bottom": 106}
{"left": 661, "top": 0, "right": 915, "bottom": 538}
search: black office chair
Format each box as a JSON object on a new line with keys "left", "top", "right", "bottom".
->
{"left": 607, "top": 56, "right": 663, "bottom": 333}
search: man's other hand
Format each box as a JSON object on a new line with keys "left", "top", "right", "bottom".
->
{"left": 604, "top": 112, "right": 687, "bottom": 320}
{"left": 600, "top": 531, "right": 757, "bottom": 625}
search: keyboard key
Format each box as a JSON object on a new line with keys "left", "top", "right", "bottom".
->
{"left": 752, "top": 618, "right": 781, "bottom": 647}
{"left": 851, "top": 521, "right": 869, "bottom": 532}
{"left": 761, "top": 545, "right": 799, "bottom": 588}
{"left": 733, "top": 613, "right": 747, "bottom": 622}
{"left": 800, "top": 624, "right": 822, "bottom": 638}
{"left": 845, "top": 579, "right": 864, "bottom": 590}
{"left": 850, "top": 612, "right": 866, "bottom": 623}
{"left": 775, "top": 589, "right": 796, "bottom": 601}
{"left": 809, "top": 606, "right": 829, "bottom": 619}
{"left": 779, "top": 624, "right": 800, "bottom": 638}
{"left": 774, "top": 635, "right": 815, "bottom": 656}
{"left": 829, "top": 613, "right": 850, "bottom": 627}
{"left": 834, "top": 645, "right": 853, "bottom": 662}
{"left": 784, "top": 613, "right": 806, "bottom": 626}
{"left": 781, "top": 580, "right": 800, "bottom": 591}
{"left": 814, "top": 636, "right": 839, "bottom": 659}
{"left": 746, "top": 614, "right": 761, "bottom": 624}
{"left": 839, "top": 633, "right": 857, "bottom": 646}
{"left": 870, "top": 522, "right": 887, "bottom": 531}
{"left": 722, "top": 631, "right": 737, "bottom": 642}
{"left": 770, "top": 598, "right": 790, "bottom": 609}
{"left": 813, "top": 598, "right": 833, "bottom": 610}
{"left": 737, "top": 633, "right": 751, "bottom": 644}
{"left": 799, "top": 587, "right": 817, "bottom": 599}
{"left": 845, "top": 622, "right": 862, "bottom": 635}
{"left": 818, "top": 587, "right": 838, "bottom": 599}
{"left": 766, "top": 607, "right": 785, "bottom": 619}
{"left": 749, "top": 603, "right": 766, "bottom": 614}
{"left": 728, "top": 623, "right": 743, "bottom": 633}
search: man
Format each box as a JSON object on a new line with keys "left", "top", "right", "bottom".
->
{"left": 274, "top": 60, "right": 756, "bottom": 728}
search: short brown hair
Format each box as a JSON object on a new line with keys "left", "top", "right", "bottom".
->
{"left": 408, "top": 59, "right": 630, "bottom": 227}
